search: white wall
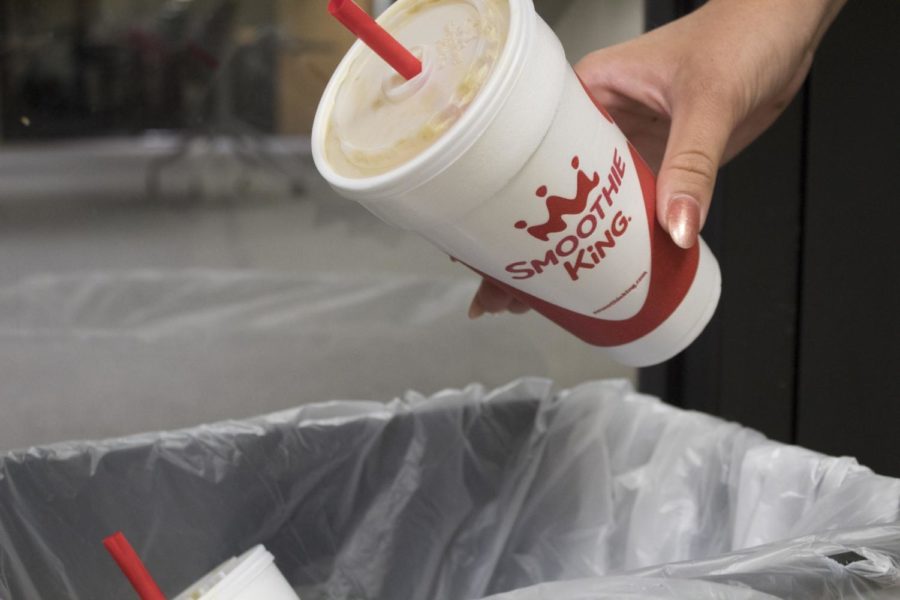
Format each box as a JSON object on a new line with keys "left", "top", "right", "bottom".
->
{"left": 553, "top": 0, "right": 644, "bottom": 63}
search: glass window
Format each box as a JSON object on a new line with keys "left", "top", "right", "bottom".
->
{"left": 0, "top": 0, "right": 641, "bottom": 448}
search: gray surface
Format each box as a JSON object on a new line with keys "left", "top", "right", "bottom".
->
{"left": 0, "top": 140, "right": 632, "bottom": 450}
{"left": 553, "top": 0, "right": 644, "bottom": 63}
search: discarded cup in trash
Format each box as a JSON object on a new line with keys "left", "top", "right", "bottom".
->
{"left": 313, "top": 0, "right": 721, "bottom": 366}
{"left": 103, "top": 531, "right": 167, "bottom": 600}
{"left": 173, "top": 545, "right": 299, "bottom": 600}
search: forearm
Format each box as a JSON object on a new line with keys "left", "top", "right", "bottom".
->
{"left": 704, "top": 0, "right": 847, "bottom": 53}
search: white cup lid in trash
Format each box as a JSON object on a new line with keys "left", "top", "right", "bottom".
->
{"left": 173, "top": 545, "right": 300, "bottom": 600}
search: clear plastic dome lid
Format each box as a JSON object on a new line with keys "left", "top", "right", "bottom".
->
{"left": 326, "top": 0, "right": 509, "bottom": 178}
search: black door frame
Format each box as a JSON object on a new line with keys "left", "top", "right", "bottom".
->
{"left": 639, "top": 0, "right": 900, "bottom": 476}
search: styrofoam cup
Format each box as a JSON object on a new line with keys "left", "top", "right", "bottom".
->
{"left": 313, "top": 0, "right": 720, "bottom": 367}
{"left": 173, "top": 545, "right": 299, "bottom": 600}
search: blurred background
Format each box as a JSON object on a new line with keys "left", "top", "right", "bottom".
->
{"left": 0, "top": 0, "right": 644, "bottom": 450}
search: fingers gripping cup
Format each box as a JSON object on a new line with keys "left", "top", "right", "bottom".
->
{"left": 313, "top": 0, "right": 721, "bottom": 367}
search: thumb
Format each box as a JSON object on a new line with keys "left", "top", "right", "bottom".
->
{"left": 656, "top": 97, "right": 734, "bottom": 249}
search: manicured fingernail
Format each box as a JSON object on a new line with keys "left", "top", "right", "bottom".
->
{"left": 666, "top": 195, "right": 701, "bottom": 249}
{"left": 468, "top": 301, "right": 485, "bottom": 319}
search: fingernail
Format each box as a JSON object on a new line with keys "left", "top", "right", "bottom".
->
{"left": 468, "top": 301, "right": 485, "bottom": 319}
{"left": 666, "top": 195, "right": 701, "bottom": 249}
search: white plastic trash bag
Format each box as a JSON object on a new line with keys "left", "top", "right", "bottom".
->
{"left": 1, "top": 379, "right": 898, "bottom": 599}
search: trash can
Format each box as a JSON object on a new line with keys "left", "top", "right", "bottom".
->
{"left": 1, "top": 379, "right": 898, "bottom": 599}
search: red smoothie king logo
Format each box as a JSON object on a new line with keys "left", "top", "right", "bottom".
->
{"left": 505, "top": 150, "right": 632, "bottom": 284}
{"left": 514, "top": 156, "right": 600, "bottom": 242}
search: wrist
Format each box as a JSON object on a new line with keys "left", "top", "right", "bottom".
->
{"left": 705, "top": 0, "right": 846, "bottom": 50}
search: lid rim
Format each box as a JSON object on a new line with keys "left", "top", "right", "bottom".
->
{"left": 312, "top": 0, "right": 535, "bottom": 201}
{"left": 173, "top": 545, "right": 275, "bottom": 600}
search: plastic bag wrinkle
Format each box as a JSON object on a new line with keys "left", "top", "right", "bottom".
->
{"left": 1, "top": 378, "right": 899, "bottom": 599}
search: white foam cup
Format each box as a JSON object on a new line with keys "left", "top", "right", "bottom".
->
{"left": 313, "top": 0, "right": 721, "bottom": 367}
{"left": 172, "top": 545, "right": 299, "bottom": 600}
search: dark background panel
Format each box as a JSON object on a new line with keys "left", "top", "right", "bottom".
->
{"left": 640, "top": 0, "right": 899, "bottom": 474}
{"left": 641, "top": 0, "right": 806, "bottom": 443}
{"left": 796, "top": 0, "right": 900, "bottom": 476}
{"left": 711, "top": 95, "right": 806, "bottom": 443}
{"left": 640, "top": 94, "right": 805, "bottom": 444}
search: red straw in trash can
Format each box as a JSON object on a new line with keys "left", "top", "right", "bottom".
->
{"left": 328, "top": 0, "right": 422, "bottom": 80}
{"left": 103, "top": 531, "right": 167, "bottom": 600}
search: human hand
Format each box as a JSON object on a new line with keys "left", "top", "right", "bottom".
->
{"left": 469, "top": 0, "right": 844, "bottom": 319}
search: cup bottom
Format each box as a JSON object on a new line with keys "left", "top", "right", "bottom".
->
{"left": 604, "top": 239, "right": 721, "bottom": 367}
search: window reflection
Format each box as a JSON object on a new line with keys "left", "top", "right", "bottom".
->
{"left": 0, "top": 0, "right": 367, "bottom": 140}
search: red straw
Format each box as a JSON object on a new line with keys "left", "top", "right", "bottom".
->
{"left": 103, "top": 532, "right": 167, "bottom": 600}
{"left": 328, "top": 0, "right": 422, "bottom": 80}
